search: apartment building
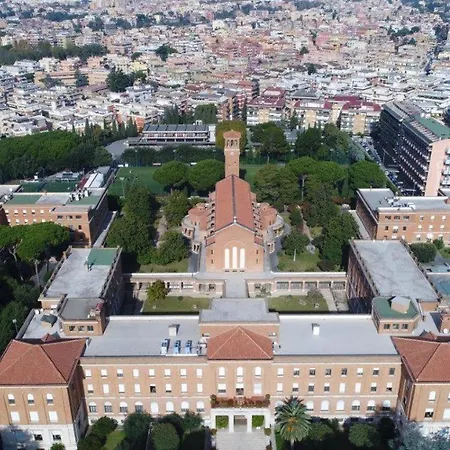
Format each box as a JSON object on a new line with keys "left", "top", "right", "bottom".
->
{"left": 247, "top": 88, "right": 286, "bottom": 126}
{"left": 339, "top": 101, "right": 381, "bottom": 136}
{"left": 0, "top": 187, "right": 109, "bottom": 247}
{"left": 0, "top": 338, "right": 87, "bottom": 450}
{"left": 355, "top": 188, "right": 450, "bottom": 243}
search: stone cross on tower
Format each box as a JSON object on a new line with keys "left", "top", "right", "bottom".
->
{"left": 223, "top": 130, "right": 241, "bottom": 178}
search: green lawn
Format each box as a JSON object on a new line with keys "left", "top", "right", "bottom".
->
{"left": 109, "top": 167, "right": 165, "bottom": 196}
{"left": 241, "top": 164, "right": 264, "bottom": 187}
{"left": 310, "top": 226, "right": 322, "bottom": 239}
{"left": 277, "top": 250, "right": 321, "bottom": 272}
{"left": 102, "top": 430, "right": 125, "bottom": 450}
{"left": 143, "top": 296, "right": 211, "bottom": 314}
{"left": 440, "top": 247, "right": 450, "bottom": 259}
{"left": 268, "top": 293, "right": 328, "bottom": 312}
{"left": 139, "top": 258, "right": 189, "bottom": 273}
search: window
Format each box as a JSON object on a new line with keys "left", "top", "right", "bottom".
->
{"left": 392, "top": 323, "right": 399, "bottom": 330}
{"left": 197, "top": 383, "right": 203, "bottom": 393}
{"left": 85, "top": 369, "right": 92, "bottom": 378}
{"left": 27, "top": 393, "right": 34, "bottom": 405}
{"left": 292, "top": 383, "right": 299, "bottom": 393}
{"left": 367, "top": 400, "right": 376, "bottom": 412}
{"left": 46, "top": 394, "right": 54, "bottom": 405}
{"left": 119, "top": 402, "right": 128, "bottom": 414}
{"left": 382, "top": 400, "right": 391, "bottom": 411}
{"left": 166, "top": 401, "right": 174, "bottom": 413}
{"left": 151, "top": 402, "right": 159, "bottom": 414}
{"left": 309, "top": 368, "right": 316, "bottom": 376}
{"left": 276, "top": 382, "right": 283, "bottom": 393}
{"left": 325, "top": 369, "right": 332, "bottom": 377}
{"left": 293, "top": 368, "right": 300, "bottom": 377}
{"left": 180, "top": 368, "right": 187, "bottom": 378}
{"left": 357, "top": 368, "right": 363, "bottom": 376}
{"left": 134, "top": 384, "right": 141, "bottom": 394}
{"left": 389, "top": 368, "right": 395, "bottom": 376}
{"left": 133, "top": 369, "right": 139, "bottom": 378}
{"left": 117, "top": 369, "right": 123, "bottom": 378}
{"left": 87, "top": 384, "right": 94, "bottom": 394}
{"left": 402, "top": 324, "right": 408, "bottom": 330}
{"left": 164, "top": 369, "right": 171, "bottom": 378}
{"left": 87, "top": 326, "right": 94, "bottom": 332}
{"left": 384, "top": 324, "right": 391, "bottom": 330}
{"left": 277, "top": 368, "right": 284, "bottom": 377}
{"left": 181, "top": 401, "right": 189, "bottom": 413}
{"left": 10, "top": 412, "right": 20, "bottom": 422}
{"left": 48, "top": 411, "right": 58, "bottom": 422}
{"left": 321, "top": 400, "right": 329, "bottom": 411}
{"left": 339, "top": 383, "right": 346, "bottom": 394}
{"left": 197, "top": 401, "right": 205, "bottom": 413}
{"left": 341, "top": 368, "right": 347, "bottom": 376}
{"left": 7, "top": 394, "right": 15, "bottom": 405}
{"left": 306, "top": 401, "right": 314, "bottom": 412}
{"left": 236, "top": 367, "right": 244, "bottom": 377}
{"left": 373, "top": 368, "right": 379, "bottom": 376}
{"left": 135, "top": 402, "right": 144, "bottom": 413}
{"left": 118, "top": 384, "right": 125, "bottom": 394}
{"left": 352, "top": 401, "right": 360, "bottom": 412}
{"left": 196, "top": 368, "right": 203, "bottom": 378}
{"left": 89, "top": 403, "right": 97, "bottom": 413}
{"left": 149, "top": 369, "right": 155, "bottom": 377}
{"left": 336, "top": 400, "right": 345, "bottom": 411}
{"left": 104, "top": 402, "right": 113, "bottom": 413}
{"left": 52, "top": 433, "right": 62, "bottom": 441}
{"left": 100, "top": 369, "right": 108, "bottom": 378}
{"left": 443, "top": 408, "right": 450, "bottom": 420}
{"left": 181, "top": 384, "right": 187, "bottom": 393}
{"left": 255, "top": 367, "right": 262, "bottom": 377}
{"left": 371, "top": 383, "right": 377, "bottom": 392}
{"left": 218, "top": 384, "right": 226, "bottom": 394}
{"left": 355, "top": 383, "right": 361, "bottom": 393}
{"left": 102, "top": 384, "right": 110, "bottom": 394}
{"left": 150, "top": 385, "right": 156, "bottom": 394}
{"left": 308, "top": 383, "right": 314, "bottom": 392}
{"left": 34, "top": 433, "right": 43, "bottom": 441}
{"left": 324, "top": 383, "right": 330, "bottom": 393}
{"left": 429, "top": 391, "right": 437, "bottom": 402}
{"left": 165, "top": 384, "right": 172, "bottom": 393}
{"left": 78, "top": 326, "right": 85, "bottom": 332}
{"left": 29, "top": 411, "right": 39, "bottom": 422}
{"left": 386, "top": 382, "right": 393, "bottom": 392}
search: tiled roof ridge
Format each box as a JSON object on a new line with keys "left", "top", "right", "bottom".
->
{"left": 0, "top": 341, "right": 30, "bottom": 378}
{"left": 208, "top": 327, "right": 240, "bottom": 359}
{"left": 243, "top": 327, "right": 272, "bottom": 358}
{"left": 41, "top": 341, "right": 76, "bottom": 383}
{"left": 415, "top": 341, "right": 445, "bottom": 381}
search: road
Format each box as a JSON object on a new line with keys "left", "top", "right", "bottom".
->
{"left": 106, "top": 139, "right": 128, "bottom": 158}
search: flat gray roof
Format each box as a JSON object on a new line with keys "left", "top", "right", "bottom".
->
{"left": 358, "top": 189, "right": 450, "bottom": 213}
{"left": 278, "top": 315, "right": 398, "bottom": 356}
{"left": 59, "top": 298, "right": 100, "bottom": 321}
{"left": 84, "top": 316, "right": 201, "bottom": 357}
{"left": 352, "top": 240, "right": 438, "bottom": 302}
{"left": 199, "top": 299, "right": 279, "bottom": 323}
{"left": 45, "top": 249, "right": 116, "bottom": 299}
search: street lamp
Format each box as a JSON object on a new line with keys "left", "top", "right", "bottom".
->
{"left": 12, "top": 319, "right": 18, "bottom": 335}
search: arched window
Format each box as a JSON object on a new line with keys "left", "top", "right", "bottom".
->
{"left": 239, "top": 248, "right": 246, "bottom": 269}
{"left": 46, "top": 394, "right": 54, "bottom": 405}
{"left": 336, "top": 400, "right": 345, "bottom": 411}
{"left": 224, "top": 248, "right": 230, "bottom": 269}
{"left": 104, "top": 402, "right": 113, "bottom": 413}
{"left": 218, "top": 367, "right": 225, "bottom": 377}
{"left": 150, "top": 402, "right": 159, "bottom": 414}
{"left": 166, "top": 401, "right": 174, "bottom": 413}
{"left": 236, "top": 367, "right": 244, "bottom": 377}
{"left": 119, "top": 402, "right": 128, "bottom": 413}
{"left": 254, "top": 367, "right": 262, "bottom": 377}
{"left": 89, "top": 402, "right": 97, "bottom": 413}
{"left": 321, "top": 400, "right": 329, "bottom": 412}
{"left": 181, "top": 401, "right": 189, "bottom": 412}
{"left": 306, "top": 401, "right": 314, "bottom": 412}
{"left": 27, "top": 394, "right": 34, "bottom": 405}
{"left": 367, "top": 400, "right": 376, "bottom": 411}
{"left": 196, "top": 401, "right": 205, "bottom": 412}
{"left": 135, "top": 402, "right": 143, "bottom": 413}
{"left": 352, "top": 400, "right": 360, "bottom": 411}
{"left": 232, "top": 246, "right": 238, "bottom": 269}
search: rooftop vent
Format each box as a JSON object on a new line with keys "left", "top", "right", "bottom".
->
{"left": 312, "top": 323, "right": 320, "bottom": 336}
{"left": 168, "top": 324, "right": 179, "bottom": 337}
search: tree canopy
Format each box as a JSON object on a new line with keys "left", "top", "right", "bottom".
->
{"left": 194, "top": 104, "right": 217, "bottom": 124}
{"left": 410, "top": 243, "right": 437, "bottom": 263}
{"left": 153, "top": 161, "right": 189, "bottom": 191}
{"left": 164, "top": 191, "right": 191, "bottom": 227}
{"left": 151, "top": 423, "right": 180, "bottom": 450}
{"left": 188, "top": 160, "right": 224, "bottom": 193}
{"left": 216, "top": 120, "right": 247, "bottom": 152}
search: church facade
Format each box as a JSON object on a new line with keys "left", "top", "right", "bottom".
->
{"left": 183, "top": 131, "right": 285, "bottom": 273}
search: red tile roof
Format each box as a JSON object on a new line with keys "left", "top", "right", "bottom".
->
{"left": 214, "top": 175, "right": 254, "bottom": 232}
{"left": 392, "top": 336, "right": 450, "bottom": 382}
{"left": 0, "top": 339, "right": 85, "bottom": 385}
{"left": 223, "top": 130, "right": 241, "bottom": 139}
{"left": 207, "top": 326, "right": 273, "bottom": 360}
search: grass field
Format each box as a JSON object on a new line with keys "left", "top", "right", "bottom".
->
{"left": 139, "top": 258, "right": 189, "bottom": 273}
{"left": 102, "top": 430, "right": 125, "bottom": 450}
{"left": 268, "top": 293, "right": 328, "bottom": 313}
{"left": 241, "top": 164, "right": 263, "bottom": 187}
{"left": 277, "top": 250, "right": 321, "bottom": 272}
{"left": 143, "top": 296, "right": 210, "bottom": 314}
{"left": 109, "top": 167, "right": 165, "bottom": 196}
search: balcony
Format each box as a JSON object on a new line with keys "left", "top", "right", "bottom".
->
{"left": 210, "top": 394, "right": 270, "bottom": 408}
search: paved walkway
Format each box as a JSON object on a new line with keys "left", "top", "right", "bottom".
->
{"left": 320, "top": 288, "right": 338, "bottom": 312}
{"left": 216, "top": 429, "right": 268, "bottom": 450}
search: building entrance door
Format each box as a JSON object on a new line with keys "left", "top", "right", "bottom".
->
{"left": 234, "top": 415, "right": 247, "bottom": 431}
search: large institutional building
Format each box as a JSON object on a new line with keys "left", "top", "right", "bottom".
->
{"left": 1, "top": 139, "right": 450, "bottom": 450}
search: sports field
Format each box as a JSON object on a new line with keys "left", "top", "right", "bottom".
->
{"left": 109, "top": 164, "right": 265, "bottom": 196}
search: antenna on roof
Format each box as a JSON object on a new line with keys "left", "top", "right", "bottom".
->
{"left": 233, "top": 216, "right": 237, "bottom": 223}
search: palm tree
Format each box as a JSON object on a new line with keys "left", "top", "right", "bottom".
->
{"left": 275, "top": 397, "right": 311, "bottom": 450}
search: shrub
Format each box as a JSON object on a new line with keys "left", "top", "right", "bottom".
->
{"left": 50, "top": 444, "right": 66, "bottom": 450}
{"left": 90, "top": 416, "right": 117, "bottom": 439}
{"left": 151, "top": 423, "right": 179, "bottom": 450}
{"left": 348, "top": 423, "right": 379, "bottom": 448}
{"left": 252, "top": 415, "right": 264, "bottom": 428}
{"left": 318, "top": 259, "right": 335, "bottom": 271}
{"left": 77, "top": 433, "right": 105, "bottom": 450}
{"left": 264, "top": 427, "right": 272, "bottom": 436}
{"left": 433, "top": 238, "right": 444, "bottom": 250}
{"left": 147, "top": 280, "right": 169, "bottom": 303}
{"left": 410, "top": 243, "right": 437, "bottom": 263}
{"left": 216, "top": 416, "right": 229, "bottom": 429}
{"left": 183, "top": 411, "right": 203, "bottom": 432}
{"left": 210, "top": 428, "right": 217, "bottom": 436}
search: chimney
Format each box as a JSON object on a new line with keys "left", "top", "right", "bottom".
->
{"left": 168, "top": 324, "right": 179, "bottom": 337}
{"left": 439, "top": 313, "right": 450, "bottom": 334}
{"left": 312, "top": 323, "right": 320, "bottom": 336}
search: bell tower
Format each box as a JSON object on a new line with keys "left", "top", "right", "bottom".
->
{"left": 223, "top": 130, "right": 241, "bottom": 178}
